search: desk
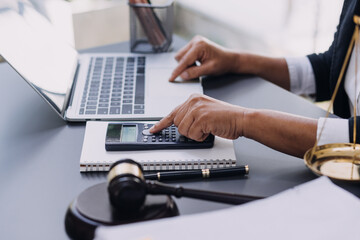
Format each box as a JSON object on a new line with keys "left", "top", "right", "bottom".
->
{"left": 0, "top": 38, "right": 359, "bottom": 239}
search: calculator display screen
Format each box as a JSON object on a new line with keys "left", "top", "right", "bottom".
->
{"left": 120, "top": 125, "right": 137, "bottom": 142}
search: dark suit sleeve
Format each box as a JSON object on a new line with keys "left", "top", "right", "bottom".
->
{"left": 307, "top": 44, "right": 334, "bottom": 102}
{"left": 348, "top": 117, "right": 360, "bottom": 143}
{"left": 306, "top": 0, "right": 350, "bottom": 102}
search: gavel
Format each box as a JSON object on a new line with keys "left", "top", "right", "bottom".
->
{"left": 107, "top": 159, "right": 263, "bottom": 212}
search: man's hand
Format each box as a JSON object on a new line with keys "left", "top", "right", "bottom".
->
{"left": 149, "top": 94, "right": 247, "bottom": 141}
{"left": 169, "top": 36, "right": 236, "bottom": 82}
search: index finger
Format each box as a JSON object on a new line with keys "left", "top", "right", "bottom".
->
{"left": 174, "top": 41, "right": 193, "bottom": 62}
{"left": 149, "top": 107, "right": 179, "bottom": 133}
{"left": 168, "top": 46, "right": 199, "bottom": 82}
{"left": 149, "top": 117, "right": 173, "bottom": 133}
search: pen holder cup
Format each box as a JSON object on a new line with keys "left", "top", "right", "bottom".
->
{"left": 129, "top": 0, "right": 174, "bottom": 53}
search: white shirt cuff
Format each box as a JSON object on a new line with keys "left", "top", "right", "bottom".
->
{"left": 286, "top": 57, "right": 316, "bottom": 96}
{"left": 317, "top": 118, "right": 349, "bottom": 145}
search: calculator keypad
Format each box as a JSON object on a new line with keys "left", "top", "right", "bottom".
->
{"left": 106, "top": 122, "right": 214, "bottom": 151}
{"left": 142, "top": 124, "right": 181, "bottom": 143}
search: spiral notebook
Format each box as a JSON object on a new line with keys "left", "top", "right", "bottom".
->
{"left": 80, "top": 121, "right": 237, "bottom": 172}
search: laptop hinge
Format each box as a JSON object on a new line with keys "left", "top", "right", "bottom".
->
{"left": 63, "top": 62, "right": 81, "bottom": 118}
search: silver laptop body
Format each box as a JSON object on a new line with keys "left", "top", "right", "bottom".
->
{"left": 0, "top": 9, "right": 202, "bottom": 122}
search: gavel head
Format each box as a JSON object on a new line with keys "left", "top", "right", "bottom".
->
{"left": 107, "top": 159, "right": 147, "bottom": 213}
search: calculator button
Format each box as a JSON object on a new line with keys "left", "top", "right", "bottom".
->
{"left": 158, "top": 138, "right": 163, "bottom": 142}
{"left": 142, "top": 129, "right": 153, "bottom": 136}
{"left": 172, "top": 138, "right": 176, "bottom": 142}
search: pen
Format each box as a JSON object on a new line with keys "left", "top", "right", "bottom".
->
{"left": 144, "top": 165, "right": 249, "bottom": 181}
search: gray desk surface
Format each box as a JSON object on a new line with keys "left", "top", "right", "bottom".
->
{"left": 1, "top": 38, "right": 359, "bottom": 239}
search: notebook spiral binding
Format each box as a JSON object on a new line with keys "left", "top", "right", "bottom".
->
{"left": 80, "top": 159, "right": 236, "bottom": 172}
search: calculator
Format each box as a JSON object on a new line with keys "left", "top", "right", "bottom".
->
{"left": 105, "top": 123, "right": 215, "bottom": 151}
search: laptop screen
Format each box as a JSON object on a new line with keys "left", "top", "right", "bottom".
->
{"left": 0, "top": 9, "right": 78, "bottom": 115}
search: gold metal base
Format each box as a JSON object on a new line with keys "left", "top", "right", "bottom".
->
{"left": 304, "top": 143, "right": 360, "bottom": 181}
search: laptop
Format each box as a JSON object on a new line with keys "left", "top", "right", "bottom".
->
{"left": 0, "top": 9, "right": 202, "bottom": 121}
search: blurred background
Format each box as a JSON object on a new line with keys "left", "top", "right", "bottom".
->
{"left": 0, "top": 0, "right": 343, "bottom": 110}
{"left": 75, "top": 0, "right": 344, "bottom": 55}
{"left": 70, "top": 0, "right": 343, "bottom": 56}
{"left": 0, "top": 0, "right": 342, "bottom": 55}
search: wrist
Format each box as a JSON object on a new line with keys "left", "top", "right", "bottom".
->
{"left": 228, "top": 52, "right": 257, "bottom": 75}
{"left": 234, "top": 107, "right": 252, "bottom": 138}
{"left": 240, "top": 108, "right": 258, "bottom": 139}
{"left": 227, "top": 51, "right": 242, "bottom": 74}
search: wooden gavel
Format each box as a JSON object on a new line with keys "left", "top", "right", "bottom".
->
{"left": 107, "top": 159, "right": 263, "bottom": 212}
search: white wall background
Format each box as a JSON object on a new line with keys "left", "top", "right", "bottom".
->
{"left": 175, "top": 0, "right": 343, "bottom": 56}
{"left": 0, "top": 0, "right": 344, "bottom": 56}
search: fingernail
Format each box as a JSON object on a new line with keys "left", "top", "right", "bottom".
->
{"left": 181, "top": 71, "right": 189, "bottom": 79}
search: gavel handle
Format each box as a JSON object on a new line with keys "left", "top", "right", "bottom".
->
{"left": 146, "top": 181, "right": 263, "bottom": 205}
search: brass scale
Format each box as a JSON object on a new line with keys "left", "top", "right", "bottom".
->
{"left": 304, "top": 15, "right": 360, "bottom": 181}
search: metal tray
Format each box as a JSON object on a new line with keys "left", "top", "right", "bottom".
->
{"left": 304, "top": 143, "right": 360, "bottom": 181}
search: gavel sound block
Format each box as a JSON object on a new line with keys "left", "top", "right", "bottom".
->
{"left": 65, "top": 159, "right": 261, "bottom": 240}
{"left": 65, "top": 182, "right": 179, "bottom": 240}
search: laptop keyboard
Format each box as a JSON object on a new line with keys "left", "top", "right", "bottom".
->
{"left": 79, "top": 56, "right": 145, "bottom": 115}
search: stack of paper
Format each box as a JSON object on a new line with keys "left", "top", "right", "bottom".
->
{"left": 95, "top": 177, "right": 360, "bottom": 240}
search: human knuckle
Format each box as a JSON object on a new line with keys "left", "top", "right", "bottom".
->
{"left": 192, "top": 134, "right": 202, "bottom": 142}
{"left": 196, "top": 111, "right": 207, "bottom": 121}
{"left": 177, "top": 126, "right": 187, "bottom": 136}
{"left": 186, "top": 68, "right": 194, "bottom": 76}
{"left": 173, "top": 116, "right": 180, "bottom": 126}
{"left": 192, "top": 96, "right": 208, "bottom": 108}
{"left": 189, "top": 93, "right": 202, "bottom": 101}
{"left": 193, "top": 35, "right": 203, "bottom": 42}
{"left": 208, "top": 61, "right": 216, "bottom": 69}
{"left": 186, "top": 127, "right": 195, "bottom": 137}
{"left": 194, "top": 40, "right": 207, "bottom": 49}
{"left": 197, "top": 135, "right": 206, "bottom": 142}
{"left": 166, "top": 112, "right": 175, "bottom": 122}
